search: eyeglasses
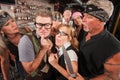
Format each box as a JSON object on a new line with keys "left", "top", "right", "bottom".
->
{"left": 56, "top": 31, "right": 68, "bottom": 36}
{"left": 34, "top": 22, "right": 52, "bottom": 29}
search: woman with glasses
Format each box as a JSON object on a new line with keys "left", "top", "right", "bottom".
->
{"left": 48, "top": 24, "right": 79, "bottom": 80}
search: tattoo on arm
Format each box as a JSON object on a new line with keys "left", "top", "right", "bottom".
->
{"left": 104, "top": 63, "right": 120, "bottom": 80}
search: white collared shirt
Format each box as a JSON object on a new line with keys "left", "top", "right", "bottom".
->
{"left": 58, "top": 42, "right": 78, "bottom": 62}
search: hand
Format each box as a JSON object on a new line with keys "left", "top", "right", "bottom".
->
{"left": 40, "top": 36, "right": 53, "bottom": 50}
{"left": 75, "top": 73, "right": 84, "bottom": 80}
{"left": 68, "top": 76, "right": 76, "bottom": 80}
{"left": 68, "top": 73, "right": 84, "bottom": 80}
{"left": 48, "top": 53, "right": 58, "bottom": 66}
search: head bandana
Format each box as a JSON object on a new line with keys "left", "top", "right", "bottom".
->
{"left": 0, "top": 11, "right": 12, "bottom": 30}
{"left": 72, "top": 12, "right": 82, "bottom": 19}
{"left": 85, "top": 4, "right": 109, "bottom": 22}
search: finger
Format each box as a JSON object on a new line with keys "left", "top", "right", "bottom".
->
{"left": 54, "top": 54, "right": 58, "bottom": 60}
{"left": 41, "top": 34, "right": 45, "bottom": 39}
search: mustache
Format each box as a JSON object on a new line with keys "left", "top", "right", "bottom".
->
{"left": 81, "top": 21, "right": 88, "bottom": 27}
{"left": 81, "top": 21, "right": 90, "bottom": 32}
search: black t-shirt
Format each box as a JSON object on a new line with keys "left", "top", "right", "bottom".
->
{"left": 79, "top": 29, "right": 120, "bottom": 78}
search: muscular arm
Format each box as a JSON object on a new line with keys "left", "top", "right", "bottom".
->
{"left": 21, "top": 48, "right": 47, "bottom": 74}
{"left": 90, "top": 52, "right": 120, "bottom": 80}
{"left": 19, "top": 35, "right": 52, "bottom": 74}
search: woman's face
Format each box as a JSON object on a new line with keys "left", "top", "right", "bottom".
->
{"left": 1, "top": 19, "right": 19, "bottom": 35}
{"left": 52, "top": 20, "right": 62, "bottom": 29}
{"left": 73, "top": 16, "right": 82, "bottom": 26}
{"left": 55, "top": 26, "right": 70, "bottom": 47}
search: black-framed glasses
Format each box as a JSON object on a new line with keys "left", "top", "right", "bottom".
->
{"left": 56, "top": 31, "right": 68, "bottom": 36}
{"left": 34, "top": 22, "right": 52, "bottom": 29}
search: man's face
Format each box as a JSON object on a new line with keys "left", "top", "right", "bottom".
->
{"left": 82, "top": 13, "right": 102, "bottom": 33}
{"left": 1, "top": 19, "right": 19, "bottom": 35}
{"left": 35, "top": 16, "right": 52, "bottom": 38}
{"left": 63, "top": 10, "right": 72, "bottom": 21}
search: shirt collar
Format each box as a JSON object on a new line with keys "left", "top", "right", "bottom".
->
{"left": 58, "top": 42, "right": 71, "bottom": 56}
{"left": 91, "top": 29, "right": 107, "bottom": 39}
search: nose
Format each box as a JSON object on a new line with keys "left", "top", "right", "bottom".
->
{"left": 40, "top": 26, "right": 46, "bottom": 30}
{"left": 10, "top": 22, "right": 16, "bottom": 27}
{"left": 56, "top": 33, "right": 61, "bottom": 37}
{"left": 82, "top": 16, "right": 86, "bottom": 22}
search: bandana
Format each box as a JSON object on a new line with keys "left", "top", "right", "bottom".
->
{"left": 85, "top": 4, "right": 109, "bottom": 22}
{"left": 72, "top": 12, "right": 82, "bottom": 19}
{"left": 0, "top": 11, "right": 12, "bottom": 29}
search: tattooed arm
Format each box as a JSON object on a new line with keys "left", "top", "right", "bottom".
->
{"left": 90, "top": 52, "right": 120, "bottom": 80}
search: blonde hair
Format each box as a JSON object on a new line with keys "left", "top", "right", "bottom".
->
{"left": 57, "top": 24, "right": 79, "bottom": 49}
{"left": 0, "top": 35, "right": 7, "bottom": 54}
{"left": 52, "top": 11, "right": 63, "bottom": 22}
{"left": 87, "top": 0, "right": 114, "bottom": 18}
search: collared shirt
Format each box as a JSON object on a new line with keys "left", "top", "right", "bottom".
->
{"left": 58, "top": 42, "right": 78, "bottom": 62}
{"left": 62, "top": 18, "right": 73, "bottom": 26}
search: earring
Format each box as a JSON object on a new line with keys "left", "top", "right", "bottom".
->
{"left": 0, "top": 31, "right": 5, "bottom": 37}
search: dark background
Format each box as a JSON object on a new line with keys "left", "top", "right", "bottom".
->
{"left": 0, "top": 0, "right": 119, "bottom": 40}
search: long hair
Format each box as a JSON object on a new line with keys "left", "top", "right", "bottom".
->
{"left": 0, "top": 34, "right": 7, "bottom": 54}
{"left": 57, "top": 24, "right": 79, "bottom": 49}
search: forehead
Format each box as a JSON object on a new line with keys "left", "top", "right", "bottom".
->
{"left": 59, "top": 26, "right": 68, "bottom": 32}
{"left": 6, "top": 19, "right": 13, "bottom": 23}
{"left": 64, "top": 10, "right": 71, "bottom": 14}
{"left": 84, "top": 13, "right": 93, "bottom": 17}
{"left": 83, "top": 13, "right": 99, "bottom": 19}
{"left": 36, "top": 16, "right": 52, "bottom": 23}
{"left": 73, "top": 15, "right": 81, "bottom": 19}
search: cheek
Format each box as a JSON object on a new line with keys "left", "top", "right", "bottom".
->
{"left": 55, "top": 37, "right": 63, "bottom": 47}
{"left": 2, "top": 27, "right": 11, "bottom": 33}
{"left": 74, "top": 20, "right": 78, "bottom": 24}
{"left": 37, "top": 29, "right": 51, "bottom": 37}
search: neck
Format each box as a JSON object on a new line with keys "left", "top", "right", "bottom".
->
{"left": 7, "top": 33, "right": 21, "bottom": 46}
{"left": 86, "top": 26, "right": 104, "bottom": 41}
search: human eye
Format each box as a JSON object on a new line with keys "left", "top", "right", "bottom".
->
{"left": 45, "top": 23, "right": 51, "bottom": 28}
{"left": 4, "top": 22, "right": 9, "bottom": 26}
{"left": 11, "top": 19, "right": 15, "bottom": 22}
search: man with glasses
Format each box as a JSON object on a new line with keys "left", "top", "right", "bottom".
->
{"left": 18, "top": 10, "right": 56, "bottom": 80}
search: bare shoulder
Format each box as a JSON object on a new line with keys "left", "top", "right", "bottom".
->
{"left": 104, "top": 52, "right": 120, "bottom": 72}
{"left": 106, "top": 52, "right": 120, "bottom": 64}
